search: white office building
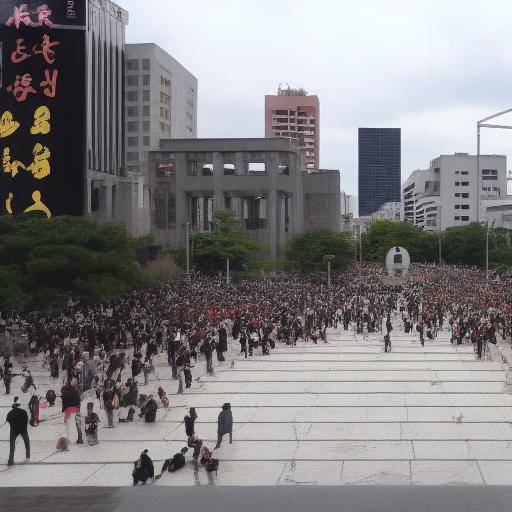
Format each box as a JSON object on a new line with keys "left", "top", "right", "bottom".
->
{"left": 403, "top": 153, "right": 508, "bottom": 231}
{"left": 125, "top": 43, "right": 198, "bottom": 174}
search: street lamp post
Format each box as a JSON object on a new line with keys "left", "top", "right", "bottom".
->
{"left": 185, "top": 221, "right": 190, "bottom": 276}
{"left": 324, "top": 255, "right": 335, "bottom": 287}
{"left": 477, "top": 107, "right": 512, "bottom": 222}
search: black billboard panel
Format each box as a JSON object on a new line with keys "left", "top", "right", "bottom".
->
{"left": 0, "top": 1, "right": 86, "bottom": 30}
{"left": 0, "top": 23, "right": 86, "bottom": 218}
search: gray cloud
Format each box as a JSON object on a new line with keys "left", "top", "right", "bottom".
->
{"left": 120, "top": 0, "right": 512, "bottom": 194}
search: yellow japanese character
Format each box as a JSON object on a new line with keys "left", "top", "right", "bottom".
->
{"left": 27, "top": 143, "right": 51, "bottom": 180}
{"left": 30, "top": 106, "right": 51, "bottom": 135}
{"left": 24, "top": 190, "right": 51, "bottom": 218}
{"left": 3, "top": 147, "right": 26, "bottom": 177}
{"left": 5, "top": 192, "right": 13, "bottom": 214}
{"left": 0, "top": 111, "right": 20, "bottom": 139}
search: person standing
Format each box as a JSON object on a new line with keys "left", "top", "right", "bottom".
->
{"left": 214, "top": 403, "right": 233, "bottom": 449}
{"left": 61, "top": 379, "right": 83, "bottom": 444}
{"left": 102, "top": 382, "right": 115, "bottom": 428}
{"left": 84, "top": 402, "right": 100, "bottom": 445}
{"left": 184, "top": 407, "right": 202, "bottom": 460}
{"left": 6, "top": 396, "right": 30, "bottom": 467}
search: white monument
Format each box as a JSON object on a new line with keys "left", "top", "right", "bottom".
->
{"left": 385, "top": 246, "right": 410, "bottom": 278}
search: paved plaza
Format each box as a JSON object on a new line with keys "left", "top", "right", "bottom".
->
{"left": 1, "top": 326, "right": 512, "bottom": 486}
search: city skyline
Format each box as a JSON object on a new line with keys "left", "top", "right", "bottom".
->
{"left": 120, "top": 0, "right": 512, "bottom": 196}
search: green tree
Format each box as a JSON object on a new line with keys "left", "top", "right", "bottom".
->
{"left": 170, "top": 210, "right": 259, "bottom": 274}
{"left": 362, "top": 220, "right": 437, "bottom": 263}
{"left": 284, "top": 229, "right": 354, "bottom": 273}
{"left": 441, "top": 222, "right": 487, "bottom": 266}
{"left": 0, "top": 215, "right": 150, "bottom": 311}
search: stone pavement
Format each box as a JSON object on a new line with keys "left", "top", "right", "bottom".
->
{"left": 1, "top": 326, "right": 512, "bottom": 486}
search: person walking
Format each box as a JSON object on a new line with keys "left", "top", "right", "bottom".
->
{"left": 6, "top": 396, "right": 30, "bottom": 467}
{"left": 184, "top": 407, "right": 202, "bottom": 460}
{"left": 214, "top": 402, "right": 233, "bottom": 449}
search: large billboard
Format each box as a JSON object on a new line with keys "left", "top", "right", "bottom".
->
{"left": 0, "top": 1, "right": 86, "bottom": 218}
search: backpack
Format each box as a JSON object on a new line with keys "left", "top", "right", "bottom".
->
{"left": 206, "top": 458, "right": 219, "bottom": 474}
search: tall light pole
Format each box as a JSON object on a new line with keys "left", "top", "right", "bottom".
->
{"left": 486, "top": 219, "right": 493, "bottom": 283}
{"left": 324, "top": 255, "right": 335, "bottom": 287}
{"left": 477, "top": 107, "right": 512, "bottom": 222}
{"left": 185, "top": 221, "right": 190, "bottom": 276}
{"left": 438, "top": 205, "right": 442, "bottom": 266}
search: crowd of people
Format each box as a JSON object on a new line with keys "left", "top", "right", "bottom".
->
{"left": 1, "top": 263, "right": 511, "bottom": 479}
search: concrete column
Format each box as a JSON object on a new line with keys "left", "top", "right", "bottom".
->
{"left": 213, "top": 152, "right": 224, "bottom": 210}
{"left": 269, "top": 189, "right": 277, "bottom": 262}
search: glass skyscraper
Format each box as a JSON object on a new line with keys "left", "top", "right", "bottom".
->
{"left": 358, "top": 128, "right": 401, "bottom": 216}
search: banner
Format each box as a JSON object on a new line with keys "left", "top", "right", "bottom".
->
{"left": 0, "top": 7, "right": 86, "bottom": 218}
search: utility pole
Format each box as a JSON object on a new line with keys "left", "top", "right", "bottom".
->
{"left": 438, "top": 205, "right": 442, "bottom": 266}
{"left": 359, "top": 224, "right": 363, "bottom": 266}
{"left": 185, "top": 221, "right": 190, "bottom": 276}
{"left": 486, "top": 219, "right": 490, "bottom": 283}
{"left": 325, "top": 255, "right": 335, "bottom": 287}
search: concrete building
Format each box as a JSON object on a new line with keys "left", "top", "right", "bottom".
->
{"left": 304, "top": 170, "right": 341, "bottom": 232}
{"left": 84, "top": 1, "right": 150, "bottom": 235}
{"left": 125, "top": 43, "right": 198, "bottom": 174}
{"left": 265, "top": 88, "right": 319, "bottom": 170}
{"left": 372, "top": 201, "right": 402, "bottom": 222}
{"left": 341, "top": 192, "right": 358, "bottom": 218}
{"left": 147, "top": 138, "right": 340, "bottom": 260}
{"left": 402, "top": 153, "right": 507, "bottom": 232}
{"left": 358, "top": 128, "right": 401, "bottom": 216}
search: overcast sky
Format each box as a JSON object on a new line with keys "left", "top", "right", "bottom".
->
{"left": 120, "top": 0, "right": 512, "bottom": 195}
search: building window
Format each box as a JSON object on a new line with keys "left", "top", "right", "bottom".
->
{"left": 202, "top": 164, "right": 213, "bottom": 176}
{"left": 127, "top": 106, "right": 138, "bottom": 117}
{"left": 127, "top": 75, "right": 139, "bottom": 86}
{"left": 127, "top": 137, "right": 138, "bottom": 147}
{"left": 143, "top": 121, "right": 150, "bottom": 132}
{"left": 462, "top": 193, "right": 469, "bottom": 198}
{"left": 143, "top": 136, "right": 150, "bottom": 146}
{"left": 455, "top": 182, "right": 460, "bottom": 186}
{"left": 143, "top": 105, "right": 150, "bottom": 117}
{"left": 455, "top": 205, "right": 460, "bottom": 209}
{"left": 168, "top": 194, "right": 176, "bottom": 225}
{"left": 142, "top": 58, "right": 150, "bottom": 71}
{"left": 461, "top": 181, "right": 469, "bottom": 186}
{"left": 127, "top": 151, "right": 139, "bottom": 161}
{"left": 454, "top": 216, "right": 460, "bottom": 221}
{"left": 461, "top": 170, "right": 468, "bottom": 175}
{"left": 127, "top": 59, "right": 139, "bottom": 71}
{"left": 127, "top": 121, "right": 139, "bottom": 132}
{"left": 455, "top": 193, "right": 460, "bottom": 197}
{"left": 225, "top": 196, "right": 232, "bottom": 210}
{"left": 243, "top": 197, "right": 267, "bottom": 230}
{"left": 482, "top": 169, "right": 498, "bottom": 180}
{"left": 143, "top": 90, "right": 150, "bottom": 102}
{"left": 461, "top": 216, "right": 469, "bottom": 221}
{"left": 143, "top": 74, "right": 150, "bottom": 86}
{"left": 155, "top": 191, "right": 166, "bottom": 229}
{"left": 127, "top": 91, "right": 138, "bottom": 102}
{"left": 248, "top": 162, "right": 266, "bottom": 174}
{"left": 461, "top": 204, "right": 469, "bottom": 210}
{"left": 188, "top": 161, "right": 198, "bottom": 176}
{"left": 223, "top": 164, "right": 235, "bottom": 175}
{"left": 160, "top": 106, "right": 165, "bottom": 118}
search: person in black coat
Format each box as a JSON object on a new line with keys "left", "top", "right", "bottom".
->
{"left": 6, "top": 396, "right": 30, "bottom": 466}
{"left": 132, "top": 449, "right": 154, "bottom": 485}
{"left": 184, "top": 407, "right": 202, "bottom": 459}
{"left": 214, "top": 403, "right": 233, "bottom": 449}
{"left": 156, "top": 447, "right": 188, "bottom": 479}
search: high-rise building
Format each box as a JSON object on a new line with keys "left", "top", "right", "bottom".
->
{"left": 265, "top": 87, "right": 319, "bottom": 169}
{"left": 358, "top": 128, "right": 401, "bottom": 216}
{"left": 125, "top": 43, "right": 198, "bottom": 175}
{"left": 403, "top": 153, "right": 508, "bottom": 231}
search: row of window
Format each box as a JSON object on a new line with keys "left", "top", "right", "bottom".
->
{"left": 126, "top": 74, "right": 150, "bottom": 87}
{"left": 454, "top": 205, "right": 470, "bottom": 210}
{"left": 454, "top": 192, "right": 469, "bottom": 198}
{"left": 127, "top": 136, "right": 151, "bottom": 147}
{"left": 454, "top": 181, "right": 469, "bottom": 186}
{"left": 127, "top": 105, "right": 150, "bottom": 117}
{"left": 127, "top": 121, "right": 150, "bottom": 132}
{"left": 127, "top": 58, "right": 150, "bottom": 71}
{"left": 454, "top": 170, "right": 468, "bottom": 175}
{"left": 454, "top": 216, "right": 470, "bottom": 221}
{"left": 127, "top": 90, "right": 150, "bottom": 102}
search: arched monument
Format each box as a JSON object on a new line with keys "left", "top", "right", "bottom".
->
{"left": 385, "top": 246, "right": 411, "bottom": 279}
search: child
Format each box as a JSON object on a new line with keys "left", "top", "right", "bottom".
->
{"left": 84, "top": 402, "right": 100, "bottom": 445}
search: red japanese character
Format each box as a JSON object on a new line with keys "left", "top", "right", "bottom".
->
{"left": 6, "top": 74, "right": 37, "bottom": 102}
{"left": 33, "top": 35, "right": 60, "bottom": 65}
{"left": 11, "top": 38, "right": 31, "bottom": 64}
{"left": 40, "top": 69, "right": 59, "bottom": 98}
